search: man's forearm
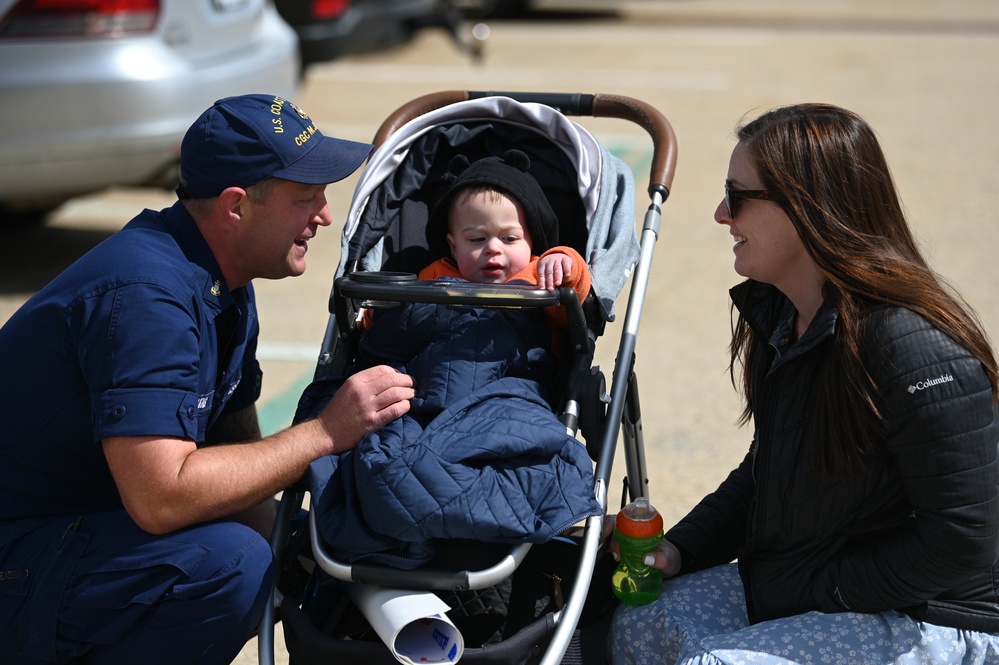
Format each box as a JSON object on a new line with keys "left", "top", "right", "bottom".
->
{"left": 204, "top": 404, "right": 263, "bottom": 446}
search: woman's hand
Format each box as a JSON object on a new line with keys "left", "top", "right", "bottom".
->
{"left": 603, "top": 513, "right": 683, "bottom": 578}
{"left": 644, "top": 539, "right": 682, "bottom": 578}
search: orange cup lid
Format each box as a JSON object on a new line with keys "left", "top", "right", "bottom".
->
{"left": 616, "top": 506, "right": 663, "bottom": 538}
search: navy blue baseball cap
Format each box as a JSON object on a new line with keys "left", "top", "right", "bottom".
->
{"left": 177, "top": 93, "right": 373, "bottom": 199}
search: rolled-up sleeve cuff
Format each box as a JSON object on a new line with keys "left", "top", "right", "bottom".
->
{"left": 92, "top": 388, "right": 210, "bottom": 442}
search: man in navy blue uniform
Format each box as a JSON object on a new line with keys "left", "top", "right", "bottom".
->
{"left": 0, "top": 94, "right": 415, "bottom": 664}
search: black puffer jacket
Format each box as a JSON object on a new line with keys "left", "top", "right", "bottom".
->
{"left": 667, "top": 281, "right": 999, "bottom": 632}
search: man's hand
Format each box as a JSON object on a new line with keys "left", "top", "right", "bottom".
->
{"left": 316, "top": 365, "right": 415, "bottom": 454}
{"left": 537, "top": 252, "right": 573, "bottom": 291}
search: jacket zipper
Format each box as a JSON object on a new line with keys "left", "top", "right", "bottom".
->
{"left": 744, "top": 362, "right": 784, "bottom": 621}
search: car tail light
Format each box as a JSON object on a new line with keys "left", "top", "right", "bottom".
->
{"left": 0, "top": 0, "right": 160, "bottom": 38}
{"left": 310, "top": 0, "right": 347, "bottom": 21}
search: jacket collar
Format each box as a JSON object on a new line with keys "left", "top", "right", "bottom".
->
{"left": 160, "top": 201, "right": 238, "bottom": 311}
{"left": 730, "top": 280, "right": 838, "bottom": 360}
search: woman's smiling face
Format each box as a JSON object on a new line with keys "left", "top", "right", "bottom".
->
{"left": 714, "top": 142, "right": 815, "bottom": 293}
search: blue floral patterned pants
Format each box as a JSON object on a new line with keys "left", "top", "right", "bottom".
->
{"left": 609, "top": 563, "right": 999, "bottom": 665}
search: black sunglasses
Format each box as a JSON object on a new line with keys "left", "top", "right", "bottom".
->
{"left": 725, "top": 183, "right": 786, "bottom": 218}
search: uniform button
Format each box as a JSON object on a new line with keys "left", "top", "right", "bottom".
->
{"left": 187, "top": 406, "right": 196, "bottom": 419}
{"left": 112, "top": 405, "right": 126, "bottom": 419}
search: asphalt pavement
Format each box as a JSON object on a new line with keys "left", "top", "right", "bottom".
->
{"left": 0, "top": 1, "right": 996, "bottom": 663}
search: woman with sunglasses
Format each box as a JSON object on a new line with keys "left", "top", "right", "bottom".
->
{"left": 609, "top": 103, "right": 999, "bottom": 664}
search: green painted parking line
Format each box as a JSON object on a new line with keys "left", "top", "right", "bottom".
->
{"left": 258, "top": 369, "right": 314, "bottom": 436}
{"left": 607, "top": 142, "right": 652, "bottom": 182}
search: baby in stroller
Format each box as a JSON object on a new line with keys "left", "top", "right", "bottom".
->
{"left": 376, "top": 146, "right": 591, "bottom": 343}
{"left": 422, "top": 149, "right": 589, "bottom": 295}
{"left": 302, "top": 149, "right": 602, "bottom": 570}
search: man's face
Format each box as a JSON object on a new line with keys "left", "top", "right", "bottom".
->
{"left": 237, "top": 179, "right": 333, "bottom": 282}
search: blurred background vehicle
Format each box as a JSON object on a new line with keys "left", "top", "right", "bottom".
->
{"left": 276, "top": 0, "right": 446, "bottom": 69}
{"left": 0, "top": 0, "right": 301, "bottom": 221}
{"left": 0, "top": 0, "right": 540, "bottom": 223}
{"left": 467, "top": 0, "right": 531, "bottom": 18}
{"left": 273, "top": 0, "right": 514, "bottom": 71}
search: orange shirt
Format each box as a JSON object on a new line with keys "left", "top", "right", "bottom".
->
{"left": 417, "top": 246, "right": 591, "bottom": 351}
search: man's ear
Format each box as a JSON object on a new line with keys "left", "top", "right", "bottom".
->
{"left": 217, "top": 187, "right": 249, "bottom": 226}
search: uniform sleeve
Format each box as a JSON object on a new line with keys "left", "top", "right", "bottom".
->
{"left": 70, "top": 281, "right": 210, "bottom": 442}
{"left": 812, "top": 311, "right": 999, "bottom": 613}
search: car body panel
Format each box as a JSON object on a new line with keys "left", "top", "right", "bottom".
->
{"left": 0, "top": 0, "right": 300, "bottom": 211}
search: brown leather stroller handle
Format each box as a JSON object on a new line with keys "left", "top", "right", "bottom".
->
{"left": 371, "top": 90, "right": 677, "bottom": 198}
{"left": 591, "top": 93, "right": 677, "bottom": 197}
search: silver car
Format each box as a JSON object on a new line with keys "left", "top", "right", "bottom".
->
{"left": 0, "top": 0, "right": 300, "bottom": 217}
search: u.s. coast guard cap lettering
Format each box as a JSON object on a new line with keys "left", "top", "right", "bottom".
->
{"left": 177, "top": 93, "right": 372, "bottom": 199}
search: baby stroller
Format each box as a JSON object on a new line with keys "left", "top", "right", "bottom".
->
{"left": 258, "top": 90, "right": 677, "bottom": 665}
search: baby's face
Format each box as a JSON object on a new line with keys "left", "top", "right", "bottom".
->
{"left": 446, "top": 190, "right": 533, "bottom": 283}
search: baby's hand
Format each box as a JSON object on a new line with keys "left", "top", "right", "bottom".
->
{"left": 537, "top": 253, "right": 572, "bottom": 291}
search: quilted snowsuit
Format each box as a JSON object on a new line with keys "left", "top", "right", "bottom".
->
{"left": 305, "top": 273, "right": 601, "bottom": 569}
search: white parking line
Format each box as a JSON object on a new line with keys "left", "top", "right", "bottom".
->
{"left": 257, "top": 341, "right": 321, "bottom": 362}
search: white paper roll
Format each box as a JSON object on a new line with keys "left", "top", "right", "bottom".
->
{"left": 346, "top": 583, "right": 465, "bottom": 664}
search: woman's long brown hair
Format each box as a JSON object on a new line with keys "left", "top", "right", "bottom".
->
{"left": 730, "top": 103, "right": 998, "bottom": 480}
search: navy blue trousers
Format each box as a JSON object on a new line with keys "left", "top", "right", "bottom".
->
{"left": 0, "top": 511, "right": 275, "bottom": 664}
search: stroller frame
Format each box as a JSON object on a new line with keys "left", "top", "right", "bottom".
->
{"left": 258, "top": 90, "right": 677, "bottom": 665}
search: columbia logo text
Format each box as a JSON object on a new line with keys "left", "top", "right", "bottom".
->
{"left": 907, "top": 373, "right": 954, "bottom": 394}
